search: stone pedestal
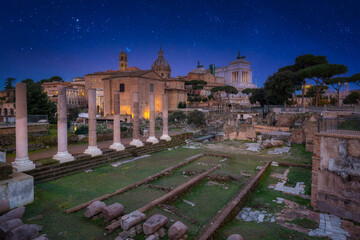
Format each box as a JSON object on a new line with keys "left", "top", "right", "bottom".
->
{"left": 0, "top": 172, "right": 34, "bottom": 208}
{"left": 146, "top": 92, "right": 159, "bottom": 144}
{"left": 84, "top": 89, "right": 102, "bottom": 156}
{"left": 160, "top": 93, "right": 171, "bottom": 141}
{"left": 130, "top": 92, "right": 144, "bottom": 147}
{"left": 12, "top": 83, "right": 35, "bottom": 172}
{"left": 53, "top": 86, "right": 74, "bottom": 163}
{"left": 110, "top": 91, "right": 125, "bottom": 151}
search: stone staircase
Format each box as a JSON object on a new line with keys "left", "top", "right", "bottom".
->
{"left": 25, "top": 135, "right": 187, "bottom": 184}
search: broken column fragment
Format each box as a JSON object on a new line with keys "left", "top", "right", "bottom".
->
{"left": 101, "top": 203, "right": 124, "bottom": 222}
{"left": 121, "top": 210, "right": 146, "bottom": 230}
{"left": 168, "top": 221, "right": 188, "bottom": 240}
{"left": 84, "top": 201, "right": 106, "bottom": 218}
{"left": 143, "top": 214, "right": 168, "bottom": 235}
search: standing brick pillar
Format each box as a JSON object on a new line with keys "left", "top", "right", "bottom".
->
{"left": 160, "top": 93, "right": 171, "bottom": 141}
{"left": 146, "top": 92, "right": 158, "bottom": 144}
{"left": 84, "top": 89, "right": 102, "bottom": 156}
{"left": 12, "top": 83, "right": 35, "bottom": 172}
{"left": 129, "top": 92, "right": 144, "bottom": 147}
{"left": 110, "top": 91, "right": 125, "bottom": 151}
{"left": 53, "top": 86, "right": 74, "bottom": 163}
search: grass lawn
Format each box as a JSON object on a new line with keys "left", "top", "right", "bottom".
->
{"left": 23, "top": 140, "right": 317, "bottom": 239}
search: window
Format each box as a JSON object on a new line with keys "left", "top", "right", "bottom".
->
{"left": 120, "top": 83, "right": 125, "bottom": 92}
{"left": 161, "top": 73, "right": 164, "bottom": 77}
{"left": 150, "top": 83, "right": 154, "bottom": 92}
{"left": 10, "top": 109, "right": 14, "bottom": 115}
{"left": 4, "top": 108, "right": 7, "bottom": 116}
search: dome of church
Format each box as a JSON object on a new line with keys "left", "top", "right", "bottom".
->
{"left": 151, "top": 48, "right": 170, "bottom": 69}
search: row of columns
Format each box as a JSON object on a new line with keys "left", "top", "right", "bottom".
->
{"left": 12, "top": 83, "right": 171, "bottom": 171}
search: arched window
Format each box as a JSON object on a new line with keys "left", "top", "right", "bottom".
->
{"left": 150, "top": 83, "right": 154, "bottom": 92}
{"left": 0, "top": 108, "right": 2, "bottom": 116}
{"left": 4, "top": 108, "right": 7, "bottom": 116}
{"left": 10, "top": 109, "right": 14, "bottom": 115}
{"left": 120, "top": 84, "right": 125, "bottom": 92}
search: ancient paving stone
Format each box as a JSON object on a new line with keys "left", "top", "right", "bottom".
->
{"left": 271, "top": 162, "right": 279, "bottom": 167}
{"left": 121, "top": 211, "right": 146, "bottom": 230}
{"left": 168, "top": 221, "right": 188, "bottom": 240}
{"left": 272, "top": 197, "right": 284, "bottom": 204}
{"left": 273, "top": 180, "right": 305, "bottom": 195}
{"left": 245, "top": 143, "right": 261, "bottom": 152}
{"left": 236, "top": 208, "right": 275, "bottom": 223}
{"left": 268, "top": 146, "right": 291, "bottom": 155}
{"left": 143, "top": 214, "right": 168, "bottom": 235}
{"left": 308, "top": 214, "right": 349, "bottom": 240}
{"left": 84, "top": 201, "right": 106, "bottom": 218}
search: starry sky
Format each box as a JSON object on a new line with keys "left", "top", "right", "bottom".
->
{"left": 1, "top": 0, "right": 359, "bottom": 90}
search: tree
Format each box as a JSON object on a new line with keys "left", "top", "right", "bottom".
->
{"left": 349, "top": 73, "right": 360, "bottom": 87}
{"left": 305, "top": 85, "right": 329, "bottom": 98}
{"left": 297, "top": 63, "right": 348, "bottom": 106}
{"left": 243, "top": 88, "right": 267, "bottom": 116}
{"left": 343, "top": 92, "right": 360, "bottom": 104}
{"left": 21, "top": 79, "right": 57, "bottom": 123}
{"left": 39, "top": 76, "right": 64, "bottom": 84}
{"left": 210, "top": 85, "right": 239, "bottom": 102}
{"left": 278, "top": 54, "right": 328, "bottom": 106}
{"left": 325, "top": 77, "right": 349, "bottom": 106}
{"left": 169, "top": 110, "right": 186, "bottom": 123}
{"left": 264, "top": 70, "right": 302, "bottom": 106}
{"left": 185, "top": 80, "right": 207, "bottom": 102}
{"left": 187, "top": 110, "right": 206, "bottom": 127}
{"left": 5, "top": 78, "right": 15, "bottom": 90}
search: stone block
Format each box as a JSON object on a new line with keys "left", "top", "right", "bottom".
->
{"left": 5, "top": 224, "right": 42, "bottom": 240}
{"left": 0, "top": 163, "right": 12, "bottom": 181}
{"left": 115, "top": 231, "right": 130, "bottom": 240}
{"left": 158, "top": 227, "right": 166, "bottom": 238}
{"left": 145, "top": 234, "right": 159, "bottom": 240}
{"left": 143, "top": 214, "right": 168, "bottom": 235}
{"left": 0, "top": 198, "right": 10, "bottom": 215}
{"left": 168, "top": 221, "right": 188, "bottom": 240}
{"left": 121, "top": 211, "right": 146, "bottom": 230}
{"left": 101, "top": 203, "right": 124, "bottom": 222}
{"left": 0, "top": 207, "right": 25, "bottom": 225}
{"left": 0, "top": 172, "right": 34, "bottom": 209}
{"left": 84, "top": 201, "right": 106, "bottom": 218}
{"left": 0, "top": 219, "right": 23, "bottom": 239}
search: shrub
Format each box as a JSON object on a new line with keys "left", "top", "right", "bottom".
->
{"left": 187, "top": 110, "right": 206, "bottom": 127}
{"left": 169, "top": 111, "right": 186, "bottom": 123}
{"left": 75, "top": 125, "right": 88, "bottom": 135}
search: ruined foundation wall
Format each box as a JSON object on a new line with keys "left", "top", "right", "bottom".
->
{"left": 311, "top": 133, "right": 360, "bottom": 222}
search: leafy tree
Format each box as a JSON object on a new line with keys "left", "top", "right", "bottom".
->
{"left": 325, "top": 77, "right": 349, "bottom": 106}
{"left": 305, "top": 85, "right": 329, "bottom": 98}
{"left": 278, "top": 54, "right": 328, "bottom": 106}
{"left": 343, "top": 92, "right": 360, "bottom": 104}
{"left": 21, "top": 79, "right": 57, "bottom": 123}
{"left": 243, "top": 88, "right": 267, "bottom": 116}
{"left": 39, "top": 76, "right": 64, "bottom": 84}
{"left": 169, "top": 110, "right": 186, "bottom": 123}
{"left": 187, "top": 110, "right": 206, "bottom": 127}
{"left": 185, "top": 80, "right": 207, "bottom": 102}
{"left": 349, "top": 73, "right": 360, "bottom": 87}
{"left": 264, "top": 70, "right": 302, "bottom": 106}
{"left": 5, "top": 78, "right": 15, "bottom": 90}
{"left": 298, "top": 63, "right": 348, "bottom": 106}
{"left": 68, "top": 107, "right": 80, "bottom": 122}
{"left": 210, "top": 85, "right": 239, "bottom": 102}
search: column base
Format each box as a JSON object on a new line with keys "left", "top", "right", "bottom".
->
{"left": 146, "top": 136, "right": 159, "bottom": 144}
{"left": 129, "top": 139, "right": 144, "bottom": 147}
{"left": 109, "top": 142, "right": 125, "bottom": 151}
{"left": 84, "top": 146, "right": 102, "bottom": 157}
{"left": 12, "top": 157, "right": 35, "bottom": 172}
{"left": 53, "top": 151, "right": 75, "bottom": 163}
{"left": 160, "top": 134, "right": 171, "bottom": 141}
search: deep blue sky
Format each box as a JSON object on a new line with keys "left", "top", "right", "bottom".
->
{"left": 1, "top": 0, "right": 359, "bottom": 90}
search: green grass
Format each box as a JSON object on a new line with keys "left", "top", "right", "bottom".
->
{"left": 286, "top": 167, "right": 312, "bottom": 195}
{"left": 287, "top": 218, "right": 318, "bottom": 230}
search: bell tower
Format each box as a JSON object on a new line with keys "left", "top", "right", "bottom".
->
{"left": 119, "top": 50, "right": 128, "bottom": 71}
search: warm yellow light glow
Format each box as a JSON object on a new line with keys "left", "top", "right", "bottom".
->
{"left": 143, "top": 111, "right": 150, "bottom": 120}
{"left": 74, "top": 125, "right": 77, "bottom": 131}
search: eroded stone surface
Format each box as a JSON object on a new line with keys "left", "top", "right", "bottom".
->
{"left": 0, "top": 207, "right": 25, "bottom": 225}
{"left": 308, "top": 214, "right": 349, "bottom": 240}
{"left": 84, "top": 201, "right": 106, "bottom": 218}
{"left": 143, "top": 214, "right": 168, "bottom": 235}
{"left": 168, "top": 221, "right": 188, "bottom": 240}
{"left": 101, "top": 203, "right": 124, "bottom": 222}
{"left": 121, "top": 211, "right": 146, "bottom": 230}
{"left": 236, "top": 208, "right": 275, "bottom": 223}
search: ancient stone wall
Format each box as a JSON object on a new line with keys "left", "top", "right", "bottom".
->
{"left": 311, "top": 133, "right": 360, "bottom": 222}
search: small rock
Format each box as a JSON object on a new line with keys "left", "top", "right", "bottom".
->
{"left": 227, "top": 234, "right": 243, "bottom": 240}
{"left": 121, "top": 211, "right": 146, "bottom": 230}
{"left": 0, "top": 219, "right": 23, "bottom": 239}
{"left": 168, "top": 221, "right": 188, "bottom": 240}
{"left": 101, "top": 203, "right": 124, "bottom": 222}
{"left": 0, "top": 207, "right": 25, "bottom": 225}
{"left": 5, "top": 224, "right": 42, "bottom": 240}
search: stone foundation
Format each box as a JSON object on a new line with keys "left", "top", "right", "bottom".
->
{"left": 0, "top": 172, "right": 34, "bottom": 209}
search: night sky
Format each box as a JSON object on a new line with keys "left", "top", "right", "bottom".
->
{"left": 1, "top": 0, "right": 359, "bottom": 90}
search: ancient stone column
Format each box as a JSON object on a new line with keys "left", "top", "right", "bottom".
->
{"left": 53, "top": 86, "right": 75, "bottom": 163}
{"left": 84, "top": 89, "right": 102, "bottom": 156}
{"left": 12, "top": 83, "right": 35, "bottom": 172}
{"left": 146, "top": 92, "right": 159, "bottom": 144}
{"left": 129, "top": 92, "right": 144, "bottom": 147}
{"left": 160, "top": 93, "right": 171, "bottom": 141}
{"left": 110, "top": 91, "right": 125, "bottom": 151}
